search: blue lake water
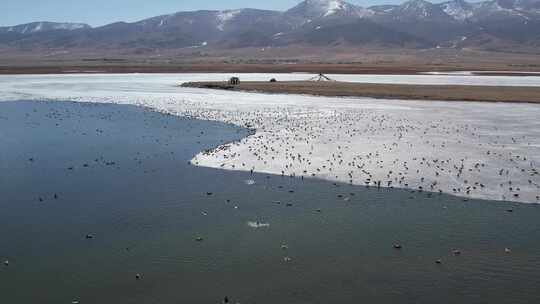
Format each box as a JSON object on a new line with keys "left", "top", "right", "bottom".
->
{"left": 0, "top": 100, "right": 539, "bottom": 304}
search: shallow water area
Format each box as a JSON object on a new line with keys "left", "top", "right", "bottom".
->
{"left": 1, "top": 100, "right": 540, "bottom": 303}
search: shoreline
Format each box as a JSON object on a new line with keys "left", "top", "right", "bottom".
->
{"left": 0, "top": 64, "right": 433, "bottom": 75}
{"left": 1, "top": 64, "right": 540, "bottom": 76}
{"left": 182, "top": 81, "right": 540, "bottom": 103}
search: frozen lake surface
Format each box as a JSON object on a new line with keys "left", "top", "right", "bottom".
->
{"left": 1, "top": 73, "right": 539, "bottom": 203}
{"left": 3, "top": 71, "right": 540, "bottom": 88}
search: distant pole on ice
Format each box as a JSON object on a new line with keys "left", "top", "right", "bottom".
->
{"left": 308, "top": 73, "right": 335, "bottom": 82}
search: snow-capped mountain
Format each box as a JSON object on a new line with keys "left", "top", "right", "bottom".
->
{"left": 397, "top": 0, "right": 449, "bottom": 20}
{"left": 1, "top": 0, "right": 539, "bottom": 53}
{"left": 371, "top": 0, "right": 471, "bottom": 22}
{"left": 497, "top": 0, "right": 540, "bottom": 10}
{"left": 0, "top": 22, "right": 90, "bottom": 34}
{"left": 285, "top": 0, "right": 372, "bottom": 19}
{"left": 439, "top": 0, "right": 475, "bottom": 21}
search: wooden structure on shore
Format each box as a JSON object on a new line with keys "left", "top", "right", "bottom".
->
{"left": 308, "top": 73, "right": 335, "bottom": 82}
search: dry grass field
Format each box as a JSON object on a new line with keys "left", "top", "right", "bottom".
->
{"left": 1, "top": 47, "right": 540, "bottom": 75}
{"left": 182, "top": 81, "right": 540, "bottom": 103}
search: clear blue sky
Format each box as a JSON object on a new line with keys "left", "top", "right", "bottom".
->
{"left": 0, "top": 0, "right": 435, "bottom": 27}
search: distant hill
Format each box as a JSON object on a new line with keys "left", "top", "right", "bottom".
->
{"left": 1, "top": 0, "right": 539, "bottom": 54}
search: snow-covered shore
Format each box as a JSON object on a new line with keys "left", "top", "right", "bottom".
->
{"left": 1, "top": 73, "right": 539, "bottom": 203}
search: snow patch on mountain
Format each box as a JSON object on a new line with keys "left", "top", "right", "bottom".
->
{"left": 440, "top": 0, "right": 474, "bottom": 20}
{"left": 287, "top": 0, "right": 373, "bottom": 19}
{"left": 324, "top": 0, "right": 346, "bottom": 16}
{"left": 33, "top": 23, "right": 43, "bottom": 32}
{"left": 54, "top": 23, "right": 88, "bottom": 30}
{"left": 1, "top": 22, "right": 90, "bottom": 34}
{"left": 216, "top": 10, "right": 242, "bottom": 31}
{"left": 401, "top": 0, "right": 434, "bottom": 18}
{"left": 474, "top": 1, "right": 533, "bottom": 20}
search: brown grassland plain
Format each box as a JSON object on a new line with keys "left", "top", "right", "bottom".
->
{"left": 182, "top": 81, "right": 540, "bottom": 103}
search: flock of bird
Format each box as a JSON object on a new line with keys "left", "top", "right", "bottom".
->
{"left": 185, "top": 98, "right": 540, "bottom": 204}
{"left": 3, "top": 74, "right": 538, "bottom": 203}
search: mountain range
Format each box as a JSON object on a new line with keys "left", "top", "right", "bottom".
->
{"left": 1, "top": 0, "right": 539, "bottom": 54}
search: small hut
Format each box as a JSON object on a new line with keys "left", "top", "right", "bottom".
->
{"left": 229, "top": 77, "right": 240, "bottom": 85}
